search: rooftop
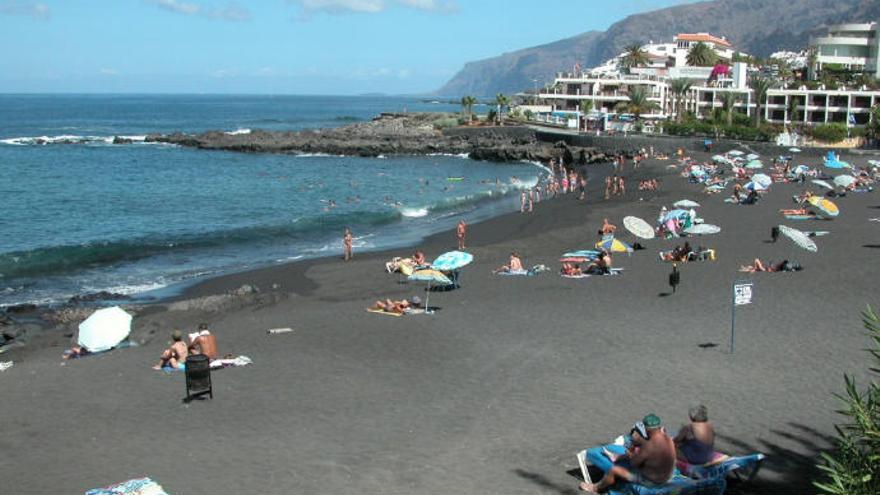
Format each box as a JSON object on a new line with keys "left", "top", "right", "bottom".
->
{"left": 675, "top": 33, "right": 732, "bottom": 48}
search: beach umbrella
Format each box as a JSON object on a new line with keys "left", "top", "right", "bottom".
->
{"left": 751, "top": 174, "right": 773, "bottom": 188}
{"left": 674, "top": 199, "right": 701, "bottom": 209}
{"left": 595, "top": 237, "right": 633, "bottom": 253}
{"left": 745, "top": 160, "right": 763, "bottom": 169}
{"left": 824, "top": 156, "right": 851, "bottom": 169}
{"left": 683, "top": 224, "right": 721, "bottom": 236}
{"left": 869, "top": 160, "right": 880, "bottom": 167}
{"left": 77, "top": 306, "right": 132, "bottom": 353}
{"left": 744, "top": 181, "right": 767, "bottom": 191}
{"left": 746, "top": 153, "right": 760, "bottom": 161}
{"left": 431, "top": 250, "right": 473, "bottom": 271}
{"left": 408, "top": 269, "right": 452, "bottom": 313}
{"left": 793, "top": 164, "right": 810, "bottom": 175}
{"left": 777, "top": 225, "right": 817, "bottom": 252}
{"left": 728, "top": 150, "right": 744, "bottom": 156}
{"left": 811, "top": 179, "right": 834, "bottom": 190}
{"left": 712, "top": 155, "right": 729, "bottom": 163}
{"left": 807, "top": 196, "right": 839, "bottom": 218}
{"left": 622, "top": 216, "right": 655, "bottom": 240}
{"left": 789, "top": 147, "right": 802, "bottom": 153}
{"left": 834, "top": 175, "right": 857, "bottom": 188}
{"left": 562, "top": 250, "right": 600, "bottom": 259}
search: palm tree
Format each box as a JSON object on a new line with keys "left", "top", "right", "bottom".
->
{"left": 787, "top": 94, "right": 801, "bottom": 125}
{"left": 494, "top": 93, "right": 509, "bottom": 124}
{"left": 620, "top": 43, "right": 649, "bottom": 72}
{"left": 460, "top": 95, "right": 476, "bottom": 121}
{"left": 719, "top": 91, "right": 740, "bottom": 126}
{"left": 615, "top": 85, "right": 660, "bottom": 121}
{"left": 579, "top": 100, "right": 594, "bottom": 131}
{"left": 806, "top": 47, "right": 819, "bottom": 80}
{"left": 748, "top": 74, "right": 773, "bottom": 126}
{"left": 686, "top": 42, "right": 718, "bottom": 67}
{"left": 668, "top": 78, "right": 693, "bottom": 122}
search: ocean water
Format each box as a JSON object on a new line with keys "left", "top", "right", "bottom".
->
{"left": 0, "top": 95, "right": 545, "bottom": 307}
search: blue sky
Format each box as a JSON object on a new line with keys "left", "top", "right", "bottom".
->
{"left": 0, "top": 0, "right": 698, "bottom": 94}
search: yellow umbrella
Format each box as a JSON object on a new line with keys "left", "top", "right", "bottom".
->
{"left": 806, "top": 196, "right": 839, "bottom": 218}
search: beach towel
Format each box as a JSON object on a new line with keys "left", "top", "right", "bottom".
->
{"left": 561, "top": 273, "right": 590, "bottom": 279}
{"left": 85, "top": 477, "right": 169, "bottom": 495}
{"left": 366, "top": 308, "right": 426, "bottom": 317}
{"left": 496, "top": 269, "right": 532, "bottom": 276}
{"left": 784, "top": 214, "right": 816, "bottom": 221}
{"left": 210, "top": 355, "right": 253, "bottom": 369}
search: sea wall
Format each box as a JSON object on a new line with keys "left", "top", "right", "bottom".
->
{"left": 534, "top": 128, "right": 877, "bottom": 161}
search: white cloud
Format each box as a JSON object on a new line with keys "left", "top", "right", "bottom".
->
{"left": 100, "top": 68, "right": 120, "bottom": 76}
{"left": 0, "top": 1, "right": 50, "bottom": 20}
{"left": 291, "top": 0, "right": 457, "bottom": 17}
{"left": 146, "top": 0, "right": 251, "bottom": 21}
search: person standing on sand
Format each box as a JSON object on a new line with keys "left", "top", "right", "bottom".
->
{"left": 618, "top": 176, "right": 626, "bottom": 196}
{"left": 520, "top": 190, "right": 528, "bottom": 213}
{"left": 343, "top": 227, "right": 353, "bottom": 261}
{"left": 457, "top": 219, "right": 467, "bottom": 250}
{"left": 579, "top": 175, "right": 588, "bottom": 201}
{"left": 604, "top": 175, "right": 612, "bottom": 200}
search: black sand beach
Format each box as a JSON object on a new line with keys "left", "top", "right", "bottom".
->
{"left": 1, "top": 150, "right": 878, "bottom": 494}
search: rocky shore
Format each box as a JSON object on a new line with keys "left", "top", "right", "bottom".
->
{"left": 145, "top": 112, "right": 610, "bottom": 164}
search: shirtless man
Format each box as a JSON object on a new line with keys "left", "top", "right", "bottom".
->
{"left": 617, "top": 176, "right": 626, "bottom": 196}
{"left": 580, "top": 414, "right": 676, "bottom": 493}
{"left": 604, "top": 175, "right": 612, "bottom": 200}
{"left": 674, "top": 404, "right": 716, "bottom": 465}
{"left": 456, "top": 219, "right": 467, "bottom": 250}
{"left": 153, "top": 330, "right": 189, "bottom": 370}
{"left": 188, "top": 324, "right": 218, "bottom": 360}
{"left": 600, "top": 218, "right": 617, "bottom": 236}
{"left": 494, "top": 252, "right": 524, "bottom": 273}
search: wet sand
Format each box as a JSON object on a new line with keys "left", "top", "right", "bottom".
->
{"left": 1, "top": 151, "right": 878, "bottom": 494}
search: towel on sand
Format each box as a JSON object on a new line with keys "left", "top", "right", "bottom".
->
{"left": 159, "top": 355, "right": 253, "bottom": 372}
{"left": 85, "top": 477, "right": 169, "bottom": 495}
{"left": 367, "top": 308, "right": 426, "bottom": 317}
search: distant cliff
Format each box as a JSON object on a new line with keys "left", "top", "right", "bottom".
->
{"left": 436, "top": 0, "right": 880, "bottom": 97}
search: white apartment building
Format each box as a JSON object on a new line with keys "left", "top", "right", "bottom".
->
{"left": 811, "top": 22, "right": 880, "bottom": 78}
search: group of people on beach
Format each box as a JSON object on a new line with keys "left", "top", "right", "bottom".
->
{"left": 579, "top": 405, "right": 716, "bottom": 493}
{"left": 152, "top": 323, "right": 218, "bottom": 370}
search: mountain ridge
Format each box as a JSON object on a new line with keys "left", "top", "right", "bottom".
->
{"left": 436, "top": 0, "right": 880, "bottom": 97}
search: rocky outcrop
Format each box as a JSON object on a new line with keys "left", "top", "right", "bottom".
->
{"left": 145, "top": 113, "right": 609, "bottom": 166}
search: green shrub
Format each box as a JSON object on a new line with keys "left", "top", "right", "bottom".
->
{"left": 661, "top": 120, "right": 777, "bottom": 141}
{"left": 432, "top": 117, "right": 460, "bottom": 130}
{"left": 814, "top": 306, "right": 880, "bottom": 495}
{"left": 811, "top": 123, "right": 849, "bottom": 143}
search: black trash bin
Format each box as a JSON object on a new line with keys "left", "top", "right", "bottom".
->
{"left": 185, "top": 354, "right": 213, "bottom": 401}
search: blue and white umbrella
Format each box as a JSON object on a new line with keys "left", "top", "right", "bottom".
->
{"left": 78, "top": 306, "right": 132, "bottom": 353}
{"left": 751, "top": 173, "right": 773, "bottom": 188}
{"left": 431, "top": 250, "right": 474, "bottom": 271}
{"left": 793, "top": 164, "right": 810, "bottom": 175}
{"left": 744, "top": 181, "right": 767, "bottom": 191}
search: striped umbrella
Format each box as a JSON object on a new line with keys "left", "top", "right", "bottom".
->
{"left": 408, "top": 269, "right": 452, "bottom": 313}
{"left": 778, "top": 225, "right": 817, "bottom": 252}
{"left": 595, "top": 237, "right": 633, "bottom": 253}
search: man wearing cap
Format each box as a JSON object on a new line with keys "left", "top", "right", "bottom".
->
{"left": 580, "top": 413, "right": 676, "bottom": 493}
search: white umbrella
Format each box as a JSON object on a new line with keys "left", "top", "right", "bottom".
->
{"left": 745, "top": 160, "right": 763, "bottom": 169}
{"left": 751, "top": 174, "right": 772, "bottom": 188}
{"left": 811, "top": 179, "right": 834, "bottom": 190}
{"left": 834, "top": 175, "right": 857, "bottom": 188}
{"left": 746, "top": 153, "right": 760, "bottom": 161}
{"left": 77, "top": 306, "right": 132, "bottom": 352}
{"left": 674, "top": 199, "right": 701, "bottom": 208}
{"left": 684, "top": 224, "right": 721, "bottom": 235}
{"left": 789, "top": 147, "right": 802, "bottom": 153}
{"left": 778, "top": 225, "right": 817, "bottom": 253}
{"left": 728, "top": 150, "right": 744, "bottom": 156}
{"left": 622, "top": 216, "right": 655, "bottom": 240}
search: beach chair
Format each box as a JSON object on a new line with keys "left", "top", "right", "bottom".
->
{"left": 576, "top": 449, "right": 727, "bottom": 495}
{"left": 184, "top": 354, "right": 213, "bottom": 401}
{"left": 677, "top": 453, "right": 765, "bottom": 484}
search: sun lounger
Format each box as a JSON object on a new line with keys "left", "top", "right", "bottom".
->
{"left": 676, "top": 452, "right": 765, "bottom": 483}
{"left": 576, "top": 449, "right": 727, "bottom": 495}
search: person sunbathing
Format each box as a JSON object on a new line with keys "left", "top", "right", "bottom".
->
{"left": 494, "top": 252, "right": 524, "bottom": 273}
{"left": 153, "top": 330, "right": 189, "bottom": 370}
{"left": 579, "top": 414, "right": 676, "bottom": 493}
{"left": 739, "top": 259, "right": 793, "bottom": 273}
{"left": 371, "top": 299, "right": 411, "bottom": 314}
{"left": 561, "top": 263, "right": 582, "bottom": 276}
{"left": 586, "top": 251, "right": 612, "bottom": 275}
{"left": 674, "top": 405, "right": 716, "bottom": 466}
{"left": 412, "top": 250, "right": 427, "bottom": 266}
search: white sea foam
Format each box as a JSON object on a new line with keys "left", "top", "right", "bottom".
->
{"left": 428, "top": 152, "right": 471, "bottom": 159}
{"left": 1, "top": 134, "right": 150, "bottom": 146}
{"left": 225, "top": 128, "right": 252, "bottom": 135}
{"left": 84, "top": 281, "right": 169, "bottom": 296}
{"left": 400, "top": 207, "right": 429, "bottom": 218}
{"left": 294, "top": 152, "right": 344, "bottom": 158}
